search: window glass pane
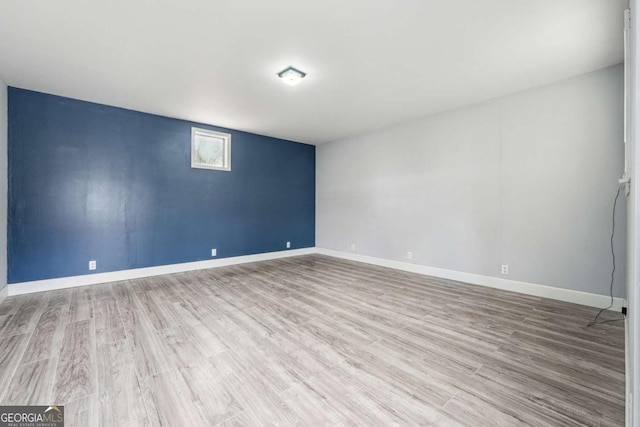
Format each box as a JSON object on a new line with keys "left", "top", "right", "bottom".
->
{"left": 195, "top": 134, "right": 225, "bottom": 168}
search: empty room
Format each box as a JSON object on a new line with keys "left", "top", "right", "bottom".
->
{"left": 0, "top": 0, "right": 639, "bottom": 426}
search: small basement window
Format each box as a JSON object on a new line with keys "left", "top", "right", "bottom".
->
{"left": 191, "top": 127, "right": 231, "bottom": 171}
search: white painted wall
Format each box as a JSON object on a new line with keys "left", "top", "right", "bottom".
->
{"left": 627, "top": 2, "right": 639, "bottom": 425}
{"left": 0, "top": 79, "right": 6, "bottom": 303}
{"left": 317, "top": 65, "right": 625, "bottom": 298}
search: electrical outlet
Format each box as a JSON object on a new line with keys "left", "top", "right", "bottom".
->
{"left": 407, "top": 251, "right": 413, "bottom": 260}
{"left": 89, "top": 260, "right": 96, "bottom": 271}
{"left": 211, "top": 248, "right": 217, "bottom": 257}
{"left": 350, "top": 243, "right": 356, "bottom": 252}
{"left": 286, "top": 241, "right": 291, "bottom": 249}
{"left": 501, "top": 264, "right": 509, "bottom": 275}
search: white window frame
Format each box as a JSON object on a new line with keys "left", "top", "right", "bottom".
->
{"left": 191, "top": 127, "right": 231, "bottom": 171}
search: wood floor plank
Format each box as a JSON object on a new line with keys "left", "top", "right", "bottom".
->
{"left": 0, "top": 297, "right": 19, "bottom": 316}
{"left": 223, "top": 364, "right": 299, "bottom": 427}
{"left": 21, "top": 305, "right": 67, "bottom": 364}
{"left": 444, "top": 389, "right": 556, "bottom": 427}
{"left": 0, "top": 294, "right": 45, "bottom": 336}
{"left": 280, "top": 380, "right": 347, "bottom": 425}
{"left": 522, "top": 315, "right": 624, "bottom": 347}
{"left": 495, "top": 341, "right": 625, "bottom": 399}
{"left": 156, "top": 325, "right": 207, "bottom": 369}
{"left": 455, "top": 363, "right": 620, "bottom": 427}
{"left": 178, "top": 360, "right": 245, "bottom": 425}
{"left": 303, "top": 367, "right": 399, "bottom": 426}
{"left": 45, "top": 288, "right": 73, "bottom": 308}
{"left": 125, "top": 322, "right": 171, "bottom": 379}
{"left": 64, "top": 394, "right": 98, "bottom": 427}
{"left": 96, "top": 339, "right": 148, "bottom": 426}
{"left": 140, "top": 369, "right": 209, "bottom": 426}
{"left": 178, "top": 316, "right": 230, "bottom": 357}
{"left": 94, "top": 297, "right": 126, "bottom": 346}
{"left": 477, "top": 359, "right": 625, "bottom": 424}
{"left": 508, "top": 330, "right": 625, "bottom": 373}
{"left": 0, "top": 314, "right": 13, "bottom": 335}
{"left": 114, "top": 282, "right": 173, "bottom": 378}
{"left": 4, "top": 358, "right": 57, "bottom": 405}
{"left": 343, "top": 345, "right": 460, "bottom": 408}
{"left": 54, "top": 320, "right": 96, "bottom": 405}
{"left": 0, "top": 333, "right": 31, "bottom": 400}
{"left": 330, "top": 357, "right": 464, "bottom": 426}
{"left": 67, "top": 286, "right": 95, "bottom": 324}
{"left": 133, "top": 291, "right": 177, "bottom": 330}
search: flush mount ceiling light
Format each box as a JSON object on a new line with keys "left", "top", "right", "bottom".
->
{"left": 277, "top": 66, "right": 307, "bottom": 86}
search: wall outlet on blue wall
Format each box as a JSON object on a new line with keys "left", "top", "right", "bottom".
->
{"left": 89, "top": 260, "right": 96, "bottom": 270}
{"left": 211, "top": 249, "right": 217, "bottom": 257}
{"left": 286, "top": 241, "right": 291, "bottom": 249}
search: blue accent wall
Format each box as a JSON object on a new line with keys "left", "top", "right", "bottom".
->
{"left": 8, "top": 88, "right": 315, "bottom": 283}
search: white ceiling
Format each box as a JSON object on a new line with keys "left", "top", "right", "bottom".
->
{"left": 0, "top": 0, "right": 627, "bottom": 145}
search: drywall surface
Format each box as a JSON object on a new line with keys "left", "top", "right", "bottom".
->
{"left": 0, "top": 79, "right": 6, "bottom": 297}
{"left": 317, "top": 65, "right": 626, "bottom": 297}
{"left": 627, "top": 1, "right": 639, "bottom": 424}
{"left": 8, "top": 89, "right": 315, "bottom": 283}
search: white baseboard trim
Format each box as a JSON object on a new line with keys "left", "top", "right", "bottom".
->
{"left": 7, "top": 247, "right": 627, "bottom": 312}
{"left": 316, "top": 248, "right": 626, "bottom": 311}
{"left": 8, "top": 248, "right": 316, "bottom": 296}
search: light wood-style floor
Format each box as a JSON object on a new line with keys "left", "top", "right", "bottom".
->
{"left": 0, "top": 254, "right": 625, "bottom": 426}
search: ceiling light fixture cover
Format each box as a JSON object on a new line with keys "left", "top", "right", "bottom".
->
{"left": 277, "top": 66, "right": 306, "bottom": 86}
